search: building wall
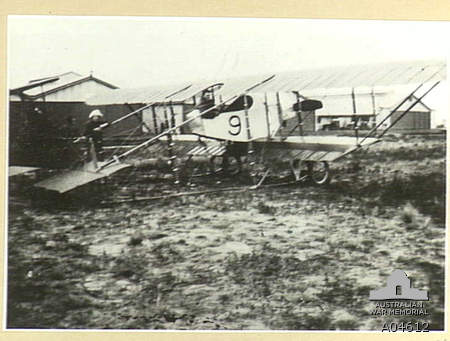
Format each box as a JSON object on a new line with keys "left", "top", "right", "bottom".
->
{"left": 9, "top": 100, "right": 147, "bottom": 167}
{"left": 390, "top": 111, "right": 431, "bottom": 130}
{"left": 9, "top": 101, "right": 144, "bottom": 141}
{"left": 94, "top": 103, "right": 145, "bottom": 138}
{"left": 9, "top": 101, "right": 88, "bottom": 140}
{"left": 9, "top": 101, "right": 89, "bottom": 167}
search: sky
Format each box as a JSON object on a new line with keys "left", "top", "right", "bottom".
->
{"left": 7, "top": 16, "right": 449, "bottom": 123}
{"left": 8, "top": 16, "right": 450, "bottom": 87}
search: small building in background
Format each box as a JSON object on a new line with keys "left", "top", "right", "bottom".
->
{"left": 310, "top": 87, "right": 432, "bottom": 132}
{"left": 9, "top": 71, "right": 118, "bottom": 102}
{"left": 378, "top": 95, "right": 432, "bottom": 131}
{"left": 9, "top": 72, "right": 119, "bottom": 140}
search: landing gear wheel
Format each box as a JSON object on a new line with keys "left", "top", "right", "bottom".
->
{"left": 250, "top": 167, "right": 270, "bottom": 188}
{"left": 245, "top": 153, "right": 270, "bottom": 187}
{"left": 249, "top": 165, "right": 270, "bottom": 187}
{"left": 210, "top": 156, "right": 224, "bottom": 174}
{"left": 221, "top": 155, "right": 242, "bottom": 176}
{"left": 173, "top": 157, "right": 193, "bottom": 185}
{"left": 307, "top": 161, "right": 331, "bottom": 185}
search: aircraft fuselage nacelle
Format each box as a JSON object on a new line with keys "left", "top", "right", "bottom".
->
{"left": 185, "top": 92, "right": 320, "bottom": 142}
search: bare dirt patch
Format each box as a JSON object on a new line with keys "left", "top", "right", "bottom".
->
{"left": 7, "top": 135, "right": 445, "bottom": 330}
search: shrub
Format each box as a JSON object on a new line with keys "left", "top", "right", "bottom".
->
{"left": 400, "top": 202, "right": 419, "bottom": 225}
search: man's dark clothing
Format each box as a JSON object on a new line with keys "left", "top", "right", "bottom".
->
{"left": 83, "top": 119, "right": 106, "bottom": 156}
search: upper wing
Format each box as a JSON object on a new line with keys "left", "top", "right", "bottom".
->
{"left": 253, "top": 60, "right": 446, "bottom": 94}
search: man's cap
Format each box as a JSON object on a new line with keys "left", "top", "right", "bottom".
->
{"left": 89, "top": 109, "right": 104, "bottom": 119}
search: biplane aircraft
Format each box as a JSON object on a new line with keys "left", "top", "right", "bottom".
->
{"left": 9, "top": 60, "right": 446, "bottom": 195}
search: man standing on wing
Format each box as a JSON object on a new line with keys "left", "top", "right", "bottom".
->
{"left": 80, "top": 109, "right": 109, "bottom": 161}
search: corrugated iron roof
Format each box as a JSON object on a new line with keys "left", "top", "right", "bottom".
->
{"left": 86, "top": 60, "right": 445, "bottom": 106}
{"left": 87, "top": 76, "right": 276, "bottom": 105}
{"left": 29, "top": 71, "right": 81, "bottom": 83}
{"left": 250, "top": 60, "right": 445, "bottom": 94}
{"left": 13, "top": 71, "right": 117, "bottom": 99}
{"left": 24, "top": 72, "right": 86, "bottom": 96}
{"left": 10, "top": 76, "right": 60, "bottom": 96}
{"left": 87, "top": 80, "right": 221, "bottom": 105}
{"left": 212, "top": 74, "right": 275, "bottom": 100}
{"left": 88, "top": 83, "right": 188, "bottom": 105}
{"left": 169, "top": 81, "right": 223, "bottom": 102}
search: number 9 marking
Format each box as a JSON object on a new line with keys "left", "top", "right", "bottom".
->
{"left": 228, "top": 115, "right": 242, "bottom": 136}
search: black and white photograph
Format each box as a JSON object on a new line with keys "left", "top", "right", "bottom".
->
{"left": 6, "top": 16, "right": 448, "bottom": 330}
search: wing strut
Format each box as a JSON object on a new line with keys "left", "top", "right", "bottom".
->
{"left": 97, "top": 75, "right": 276, "bottom": 172}
{"left": 359, "top": 81, "right": 439, "bottom": 144}
{"left": 376, "top": 81, "right": 440, "bottom": 138}
{"left": 359, "top": 63, "right": 445, "bottom": 144}
{"left": 359, "top": 83, "right": 424, "bottom": 144}
{"left": 96, "top": 84, "right": 193, "bottom": 130}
